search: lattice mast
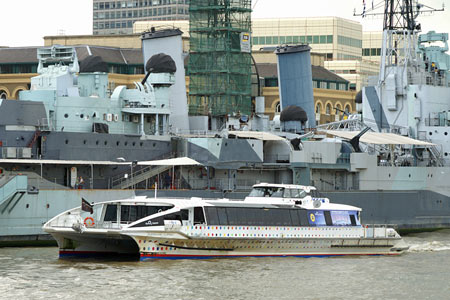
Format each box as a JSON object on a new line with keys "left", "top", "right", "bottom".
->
{"left": 378, "top": 0, "right": 422, "bottom": 85}
{"left": 188, "top": 0, "right": 252, "bottom": 117}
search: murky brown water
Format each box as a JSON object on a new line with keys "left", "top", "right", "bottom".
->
{"left": 1, "top": 230, "right": 450, "bottom": 300}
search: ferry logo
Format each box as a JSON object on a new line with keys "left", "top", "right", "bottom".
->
{"left": 310, "top": 213, "right": 316, "bottom": 222}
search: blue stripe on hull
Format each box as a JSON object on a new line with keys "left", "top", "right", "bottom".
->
{"left": 140, "top": 253, "right": 395, "bottom": 261}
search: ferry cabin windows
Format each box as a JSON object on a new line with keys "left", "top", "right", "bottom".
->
{"left": 204, "top": 207, "right": 360, "bottom": 227}
{"left": 204, "top": 207, "right": 310, "bottom": 227}
{"left": 103, "top": 204, "right": 174, "bottom": 223}
{"left": 248, "top": 186, "right": 284, "bottom": 197}
{"left": 194, "top": 207, "right": 205, "bottom": 224}
{"left": 131, "top": 209, "right": 189, "bottom": 227}
{"left": 248, "top": 186, "right": 307, "bottom": 198}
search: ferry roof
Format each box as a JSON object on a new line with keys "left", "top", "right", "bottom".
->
{"left": 325, "top": 130, "right": 435, "bottom": 146}
{"left": 252, "top": 182, "right": 316, "bottom": 190}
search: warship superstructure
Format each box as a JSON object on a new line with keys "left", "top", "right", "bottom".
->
{"left": 1, "top": 1, "right": 450, "bottom": 244}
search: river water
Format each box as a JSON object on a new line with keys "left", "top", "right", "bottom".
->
{"left": 1, "top": 230, "right": 449, "bottom": 300}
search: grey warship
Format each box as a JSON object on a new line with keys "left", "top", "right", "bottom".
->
{"left": 1, "top": 1, "right": 450, "bottom": 244}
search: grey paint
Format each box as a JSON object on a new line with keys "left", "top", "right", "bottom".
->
{"left": 365, "top": 86, "right": 390, "bottom": 131}
{"left": 276, "top": 46, "right": 316, "bottom": 128}
{"left": 0, "top": 101, "right": 47, "bottom": 126}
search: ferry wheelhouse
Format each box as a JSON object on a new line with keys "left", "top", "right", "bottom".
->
{"left": 43, "top": 183, "right": 408, "bottom": 260}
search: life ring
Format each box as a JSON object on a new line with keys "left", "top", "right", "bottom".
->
{"left": 84, "top": 217, "right": 95, "bottom": 227}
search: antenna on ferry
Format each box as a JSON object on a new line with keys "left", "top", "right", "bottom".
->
{"left": 155, "top": 182, "right": 157, "bottom": 199}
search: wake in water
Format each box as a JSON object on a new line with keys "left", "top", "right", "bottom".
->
{"left": 405, "top": 229, "right": 450, "bottom": 253}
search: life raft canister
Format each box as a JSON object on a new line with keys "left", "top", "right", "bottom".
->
{"left": 84, "top": 217, "right": 95, "bottom": 227}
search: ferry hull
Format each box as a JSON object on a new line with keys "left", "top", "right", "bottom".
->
{"left": 137, "top": 238, "right": 407, "bottom": 260}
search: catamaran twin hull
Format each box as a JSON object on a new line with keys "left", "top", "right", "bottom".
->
{"left": 50, "top": 225, "right": 408, "bottom": 260}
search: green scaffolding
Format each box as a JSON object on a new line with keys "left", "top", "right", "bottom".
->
{"left": 188, "top": 0, "right": 252, "bottom": 116}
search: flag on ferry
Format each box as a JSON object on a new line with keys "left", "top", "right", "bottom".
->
{"left": 81, "top": 198, "right": 93, "bottom": 214}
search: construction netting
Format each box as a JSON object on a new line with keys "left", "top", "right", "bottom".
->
{"left": 188, "top": 0, "right": 252, "bottom": 116}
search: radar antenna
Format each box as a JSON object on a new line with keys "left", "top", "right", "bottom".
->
{"left": 356, "top": 1, "right": 444, "bottom": 85}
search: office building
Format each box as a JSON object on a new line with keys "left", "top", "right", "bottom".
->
{"left": 93, "top": 0, "right": 189, "bottom": 35}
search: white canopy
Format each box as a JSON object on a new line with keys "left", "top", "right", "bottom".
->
{"left": 0, "top": 159, "right": 129, "bottom": 165}
{"left": 228, "top": 130, "right": 285, "bottom": 141}
{"left": 137, "top": 157, "right": 201, "bottom": 166}
{"left": 0, "top": 157, "right": 201, "bottom": 166}
{"left": 325, "top": 130, "right": 435, "bottom": 146}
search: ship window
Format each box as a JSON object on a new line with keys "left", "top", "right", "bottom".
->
{"left": 217, "top": 207, "right": 228, "bottom": 225}
{"left": 204, "top": 207, "right": 219, "bottom": 225}
{"left": 163, "top": 210, "right": 189, "bottom": 221}
{"left": 120, "top": 205, "right": 173, "bottom": 223}
{"left": 125, "top": 142, "right": 128, "bottom": 146}
{"left": 205, "top": 207, "right": 309, "bottom": 227}
{"left": 104, "top": 204, "right": 117, "bottom": 221}
{"left": 80, "top": 114, "right": 84, "bottom": 119}
{"left": 350, "top": 214, "right": 357, "bottom": 226}
{"left": 324, "top": 211, "right": 333, "bottom": 226}
{"left": 64, "top": 113, "right": 69, "bottom": 118}
{"left": 116, "top": 141, "right": 120, "bottom": 146}
{"left": 283, "top": 189, "right": 291, "bottom": 198}
{"left": 290, "top": 210, "right": 300, "bottom": 226}
{"left": 194, "top": 207, "right": 205, "bottom": 224}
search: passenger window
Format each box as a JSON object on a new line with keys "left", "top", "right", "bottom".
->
{"left": 283, "top": 189, "right": 291, "bottom": 198}
{"left": 194, "top": 207, "right": 205, "bottom": 224}
{"left": 104, "top": 204, "right": 117, "bottom": 222}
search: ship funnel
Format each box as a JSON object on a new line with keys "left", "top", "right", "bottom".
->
{"left": 141, "top": 53, "right": 176, "bottom": 85}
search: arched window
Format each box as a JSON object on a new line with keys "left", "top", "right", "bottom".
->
{"left": 335, "top": 103, "right": 342, "bottom": 114}
{"left": 0, "top": 90, "right": 7, "bottom": 100}
{"left": 326, "top": 103, "right": 332, "bottom": 115}
{"left": 275, "top": 102, "right": 281, "bottom": 113}
{"left": 315, "top": 103, "right": 322, "bottom": 114}
{"left": 345, "top": 104, "right": 351, "bottom": 113}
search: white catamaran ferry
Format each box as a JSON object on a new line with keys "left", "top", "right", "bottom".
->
{"left": 43, "top": 183, "right": 409, "bottom": 260}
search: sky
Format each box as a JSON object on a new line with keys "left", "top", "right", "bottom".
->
{"left": 0, "top": 0, "right": 449, "bottom": 47}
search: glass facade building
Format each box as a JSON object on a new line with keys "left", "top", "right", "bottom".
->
{"left": 93, "top": 0, "right": 190, "bottom": 35}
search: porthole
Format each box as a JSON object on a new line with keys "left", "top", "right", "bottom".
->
{"left": 64, "top": 113, "right": 69, "bottom": 118}
{"left": 408, "top": 174, "right": 411, "bottom": 178}
{"left": 445, "top": 152, "right": 448, "bottom": 157}
{"left": 96, "top": 140, "right": 99, "bottom": 145}
{"left": 116, "top": 141, "right": 120, "bottom": 146}
{"left": 225, "top": 142, "right": 228, "bottom": 146}
{"left": 26, "top": 204, "right": 29, "bottom": 208}
{"left": 80, "top": 114, "right": 84, "bottom": 118}
{"left": 124, "top": 142, "right": 128, "bottom": 146}
{"left": 104, "top": 141, "right": 108, "bottom": 145}
{"left": 445, "top": 132, "right": 448, "bottom": 136}
{"left": 429, "top": 132, "right": 432, "bottom": 136}
{"left": 132, "top": 142, "right": 136, "bottom": 146}
{"left": 388, "top": 174, "right": 391, "bottom": 178}
{"left": 65, "top": 140, "right": 69, "bottom": 144}
{"left": 153, "top": 143, "right": 156, "bottom": 147}
{"left": 83, "top": 140, "right": 87, "bottom": 145}
{"left": 140, "top": 142, "right": 143, "bottom": 147}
